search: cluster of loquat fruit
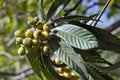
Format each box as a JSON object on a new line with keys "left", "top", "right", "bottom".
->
{"left": 14, "top": 16, "right": 51, "bottom": 55}
{"left": 14, "top": 16, "right": 80, "bottom": 80}
{"left": 55, "top": 57, "right": 80, "bottom": 80}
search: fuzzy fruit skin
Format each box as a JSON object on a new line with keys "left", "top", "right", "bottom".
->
{"left": 63, "top": 72, "right": 71, "bottom": 78}
{"left": 64, "top": 66, "right": 70, "bottom": 72}
{"left": 70, "top": 71, "right": 79, "bottom": 80}
{"left": 41, "top": 31, "right": 50, "bottom": 40}
{"left": 27, "top": 17, "right": 36, "bottom": 25}
{"left": 70, "top": 71, "right": 76, "bottom": 76}
{"left": 33, "top": 17, "right": 39, "bottom": 23}
{"left": 36, "top": 22, "right": 44, "bottom": 30}
{"left": 23, "top": 38, "right": 32, "bottom": 47}
{"left": 55, "top": 57, "right": 61, "bottom": 64}
{"left": 16, "top": 37, "right": 23, "bottom": 44}
{"left": 32, "top": 39, "right": 39, "bottom": 45}
{"left": 43, "top": 23, "right": 51, "bottom": 32}
{"left": 43, "top": 44, "right": 51, "bottom": 54}
{"left": 25, "top": 29, "right": 33, "bottom": 38}
{"left": 59, "top": 73, "right": 64, "bottom": 77}
{"left": 18, "top": 47, "right": 26, "bottom": 55}
{"left": 33, "top": 30, "right": 42, "bottom": 39}
{"left": 14, "top": 30, "right": 23, "bottom": 37}
{"left": 57, "top": 68, "right": 65, "bottom": 74}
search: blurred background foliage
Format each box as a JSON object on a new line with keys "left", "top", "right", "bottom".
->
{"left": 0, "top": 0, "right": 120, "bottom": 80}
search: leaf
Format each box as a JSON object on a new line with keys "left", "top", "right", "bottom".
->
{"left": 38, "top": 0, "right": 45, "bottom": 21}
{"left": 43, "top": 0, "right": 53, "bottom": 8}
{"left": 69, "top": 22, "right": 120, "bottom": 53}
{"left": 42, "top": 55, "right": 69, "bottom": 80}
{"left": 48, "top": 39, "right": 89, "bottom": 80}
{"left": 26, "top": 48, "right": 47, "bottom": 80}
{"left": 73, "top": 48, "right": 112, "bottom": 65}
{"left": 53, "top": 15, "right": 98, "bottom": 22}
{"left": 53, "top": 24, "right": 98, "bottom": 50}
{"left": 46, "top": 0, "right": 71, "bottom": 21}
{"left": 38, "top": 54, "right": 58, "bottom": 80}
{"left": 26, "top": 48, "right": 56, "bottom": 80}
{"left": 86, "top": 63, "right": 114, "bottom": 80}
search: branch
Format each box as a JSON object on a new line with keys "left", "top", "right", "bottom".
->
{"left": 93, "top": 0, "right": 111, "bottom": 27}
{"left": 0, "top": 68, "right": 34, "bottom": 80}
{"left": 64, "top": 0, "right": 83, "bottom": 16}
{"left": 105, "top": 20, "right": 120, "bottom": 32}
{"left": 82, "top": 2, "right": 120, "bottom": 14}
{"left": 98, "top": 61, "right": 120, "bottom": 70}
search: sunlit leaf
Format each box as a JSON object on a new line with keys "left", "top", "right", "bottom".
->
{"left": 38, "top": 0, "right": 46, "bottom": 21}
{"left": 69, "top": 22, "right": 120, "bottom": 53}
{"left": 49, "top": 39, "right": 89, "bottom": 80}
{"left": 53, "top": 24, "right": 98, "bottom": 50}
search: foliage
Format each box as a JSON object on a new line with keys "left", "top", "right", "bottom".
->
{"left": 0, "top": 0, "right": 120, "bottom": 80}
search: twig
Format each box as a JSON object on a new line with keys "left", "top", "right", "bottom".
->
{"left": 0, "top": 68, "right": 34, "bottom": 80}
{"left": 64, "top": 0, "right": 83, "bottom": 16}
{"left": 82, "top": 2, "right": 120, "bottom": 14}
{"left": 93, "top": 0, "right": 111, "bottom": 27}
{"left": 105, "top": 20, "right": 120, "bottom": 32}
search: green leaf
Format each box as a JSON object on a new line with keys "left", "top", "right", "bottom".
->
{"left": 86, "top": 63, "right": 114, "bottom": 80}
{"left": 53, "top": 24, "right": 98, "bottom": 50}
{"left": 69, "top": 22, "right": 120, "bottom": 53}
{"left": 26, "top": 48, "right": 56, "bottom": 80}
{"left": 26, "top": 48, "right": 47, "bottom": 80}
{"left": 74, "top": 48, "right": 112, "bottom": 65}
{"left": 38, "top": 0, "right": 45, "bottom": 21}
{"left": 39, "top": 54, "right": 59, "bottom": 80}
{"left": 42, "top": 55, "right": 69, "bottom": 80}
{"left": 46, "top": 0, "right": 71, "bottom": 21}
{"left": 49, "top": 39, "right": 89, "bottom": 80}
{"left": 43, "top": 0, "right": 53, "bottom": 8}
{"left": 52, "top": 15, "right": 98, "bottom": 22}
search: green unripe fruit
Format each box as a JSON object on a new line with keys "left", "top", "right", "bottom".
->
{"left": 27, "top": 17, "right": 36, "bottom": 25}
{"left": 33, "top": 17, "right": 39, "bottom": 23}
{"left": 43, "top": 44, "right": 51, "bottom": 54}
{"left": 25, "top": 29, "right": 33, "bottom": 38}
{"left": 14, "top": 30, "right": 23, "bottom": 37}
{"left": 32, "top": 39, "right": 39, "bottom": 45}
{"left": 55, "top": 57, "right": 61, "bottom": 64}
{"left": 16, "top": 37, "right": 23, "bottom": 44}
{"left": 36, "top": 22, "right": 44, "bottom": 30}
{"left": 41, "top": 31, "right": 50, "bottom": 40}
{"left": 23, "top": 38, "right": 32, "bottom": 47}
{"left": 43, "top": 23, "right": 51, "bottom": 32}
{"left": 32, "top": 45, "right": 39, "bottom": 49}
{"left": 33, "top": 30, "right": 42, "bottom": 39}
{"left": 18, "top": 47, "right": 26, "bottom": 55}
